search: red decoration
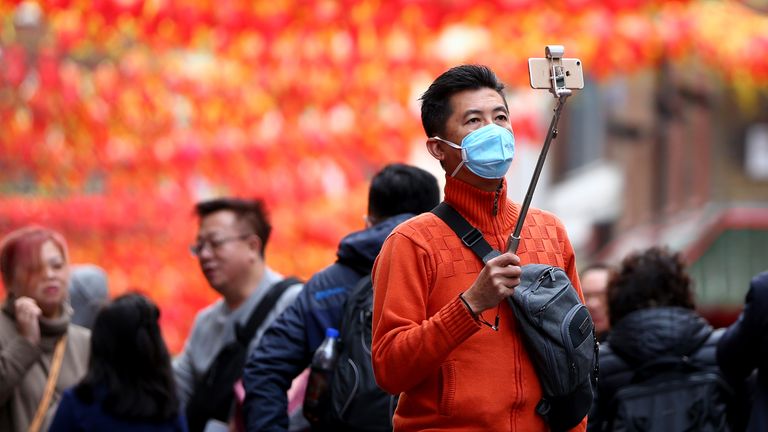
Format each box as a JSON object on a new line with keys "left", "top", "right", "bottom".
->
{"left": 0, "top": 0, "right": 766, "bottom": 352}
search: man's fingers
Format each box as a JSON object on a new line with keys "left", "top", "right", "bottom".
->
{"left": 488, "top": 252, "right": 521, "bottom": 267}
{"left": 487, "top": 261, "right": 521, "bottom": 281}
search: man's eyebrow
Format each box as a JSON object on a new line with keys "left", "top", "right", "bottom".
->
{"left": 461, "top": 105, "right": 509, "bottom": 118}
{"left": 461, "top": 109, "right": 483, "bottom": 118}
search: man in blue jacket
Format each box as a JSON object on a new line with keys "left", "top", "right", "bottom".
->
{"left": 242, "top": 163, "right": 440, "bottom": 431}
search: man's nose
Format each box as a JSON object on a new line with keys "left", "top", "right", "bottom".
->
{"left": 197, "top": 244, "right": 215, "bottom": 260}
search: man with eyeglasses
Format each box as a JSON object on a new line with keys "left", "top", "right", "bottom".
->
{"left": 173, "top": 198, "right": 302, "bottom": 430}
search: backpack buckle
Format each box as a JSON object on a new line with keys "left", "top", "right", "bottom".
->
{"left": 461, "top": 228, "right": 483, "bottom": 248}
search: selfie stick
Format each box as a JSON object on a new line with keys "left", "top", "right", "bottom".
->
{"left": 507, "top": 45, "right": 572, "bottom": 254}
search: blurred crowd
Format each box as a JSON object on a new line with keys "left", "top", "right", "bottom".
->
{"left": 2, "top": 173, "right": 765, "bottom": 432}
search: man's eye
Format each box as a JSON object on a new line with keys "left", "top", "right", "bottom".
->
{"left": 495, "top": 114, "right": 509, "bottom": 122}
{"left": 466, "top": 118, "right": 480, "bottom": 124}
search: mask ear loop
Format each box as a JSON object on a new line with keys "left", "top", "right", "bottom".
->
{"left": 450, "top": 158, "right": 465, "bottom": 177}
{"left": 433, "top": 136, "right": 466, "bottom": 178}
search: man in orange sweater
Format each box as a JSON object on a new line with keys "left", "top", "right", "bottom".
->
{"left": 371, "top": 65, "right": 587, "bottom": 431}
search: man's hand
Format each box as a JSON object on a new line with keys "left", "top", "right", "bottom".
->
{"left": 462, "top": 252, "right": 522, "bottom": 314}
{"left": 14, "top": 296, "right": 41, "bottom": 345}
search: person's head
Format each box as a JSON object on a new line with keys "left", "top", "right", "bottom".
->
{"left": 0, "top": 226, "right": 69, "bottom": 318}
{"left": 366, "top": 163, "right": 440, "bottom": 226}
{"left": 190, "top": 198, "right": 271, "bottom": 300}
{"left": 421, "top": 65, "right": 514, "bottom": 190}
{"left": 68, "top": 264, "right": 109, "bottom": 329}
{"left": 580, "top": 263, "right": 612, "bottom": 337}
{"left": 75, "top": 292, "right": 178, "bottom": 421}
{"left": 608, "top": 246, "right": 695, "bottom": 326}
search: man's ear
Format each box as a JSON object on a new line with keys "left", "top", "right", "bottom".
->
{"left": 246, "top": 235, "right": 263, "bottom": 258}
{"left": 426, "top": 138, "right": 445, "bottom": 161}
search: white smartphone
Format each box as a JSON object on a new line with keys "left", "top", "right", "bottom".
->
{"left": 528, "top": 58, "right": 585, "bottom": 90}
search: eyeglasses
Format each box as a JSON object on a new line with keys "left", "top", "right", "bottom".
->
{"left": 189, "top": 234, "right": 251, "bottom": 257}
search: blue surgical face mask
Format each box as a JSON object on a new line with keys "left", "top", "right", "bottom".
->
{"left": 434, "top": 123, "right": 515, "bottom": 179}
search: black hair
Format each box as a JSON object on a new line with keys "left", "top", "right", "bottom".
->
{"left": 367, "top": 163, "right": 440, "bottom": 223}
{"left": 607, "top": 246, "right": 695, "bottom": 326}
{"left": 74, "top": 293, "right": 179, "bottom": 422}
{"left": 419, "top": 64, "right": 508, "bottom": 138}
{"left": 194, "top": 198, "right": 271, "bottom": 255}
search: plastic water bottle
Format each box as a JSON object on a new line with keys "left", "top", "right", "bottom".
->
{"left": 303, "top": 327, "right": 340, "bottom": 425}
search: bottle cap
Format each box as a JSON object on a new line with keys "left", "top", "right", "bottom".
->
{"left": 326, "top": 327, "right": 339, "bottom": 338}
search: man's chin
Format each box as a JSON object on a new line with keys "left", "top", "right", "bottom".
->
{"left": 206, "top": 277, "right": 228, "bottom": 294}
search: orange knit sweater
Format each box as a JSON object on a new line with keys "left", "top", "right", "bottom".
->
{"left": 371, "top": 176, "right": 587, "bottom": 432}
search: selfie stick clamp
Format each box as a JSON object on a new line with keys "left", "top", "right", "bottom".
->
{"left": 545, "top": 45, "right": 573, "bottom": 100}
{"left": 507, "top": 45, "right": 573, "bottom": 254}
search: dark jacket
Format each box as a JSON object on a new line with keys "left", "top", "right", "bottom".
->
{"left": 717, "top": 271, "right": 768, "bottom": 432}
{"left": 242, "top": 214, "right": 414, "bottom": 432}
{"left": 49, "top": 388, "right": 187, "bottom": 432}
{"left": 588, "top": 306, "right": 723, "bottom": 431}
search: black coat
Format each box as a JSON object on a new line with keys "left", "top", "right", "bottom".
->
{"left": 588, "top": 306, "right": 723, "bottom": 431}
{"left": 717, "top": 271, "right": 768, "bottom": 432}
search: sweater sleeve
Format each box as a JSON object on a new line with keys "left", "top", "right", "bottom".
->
{"left": 371, "top": 232, "right": 481, "bottom": 394}
{"left": 0, "top": 329, "right": 43, "bottom": 405}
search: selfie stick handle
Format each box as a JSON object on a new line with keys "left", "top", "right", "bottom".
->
{"left": 507, "top": 92, "right": 570, "bottom": 254}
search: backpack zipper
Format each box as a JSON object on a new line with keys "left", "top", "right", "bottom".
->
{"left": 533, "top": 268, "right": 568, "bottom": 316}
{"left": 537, "top": 286, "right": 569, "bottom": 317}
{"left": 521, "top": 267, "right": 557, "bottom": 316}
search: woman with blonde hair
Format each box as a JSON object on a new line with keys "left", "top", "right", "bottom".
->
{"left": 0, "top": 225, "right": 90, "bottom": 432}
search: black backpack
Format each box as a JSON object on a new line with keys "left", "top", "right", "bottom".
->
{"left": 432, "top": 202, "right": 597, "bottom": 432}
{"left": 611, "top": 355, "right": 732, "bottom": 432}
{"left": 185, "top": 277, "right": 301, "bottom": 432}
{"left": 326, "top": 274, "right": 397, "bottom": 431}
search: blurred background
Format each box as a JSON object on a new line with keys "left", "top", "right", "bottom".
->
{"left": 1, "top": 0, "right": 766, "bottom": 352}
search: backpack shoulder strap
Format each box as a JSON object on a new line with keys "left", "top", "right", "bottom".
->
{"left": 431, "top": 202, "right": 500, "bottom": 264}
{"left": 339, "top": 274, "right": 373, "bottom": 334}
{"left": 349, "top": 274, "right": 373, "bottom": 300}
{"left": 236, "top": 276, "right": 302, "bottom": 344}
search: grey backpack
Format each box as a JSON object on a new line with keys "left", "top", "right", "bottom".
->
{"left": 508, "top": 264, "right": 597, "bottom": 431}
{"left": 432, "top": 203, "right": 597, "bottom": 431}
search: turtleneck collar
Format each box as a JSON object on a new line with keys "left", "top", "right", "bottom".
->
{"left": 3, "top": 298, "right": 72, "bottom": 351}
{"left": 443, "top": 174, "right": 518, "bottom": 235}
